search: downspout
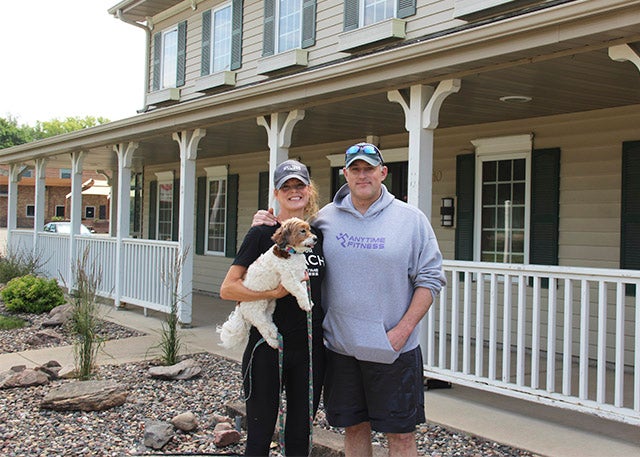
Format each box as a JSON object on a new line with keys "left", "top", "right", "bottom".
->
{"left": 115, "top": 9, "right": 151, "bottom": 113}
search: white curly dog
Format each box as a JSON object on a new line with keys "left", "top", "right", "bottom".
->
{"left": 217, "top": 217, "right": 317, "bottom": 349}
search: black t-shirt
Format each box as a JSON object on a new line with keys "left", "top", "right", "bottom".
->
{"left": 232, "top": 223, "right": 326, "bottom": 343}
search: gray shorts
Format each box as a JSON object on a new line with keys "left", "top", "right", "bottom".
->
{"left": 323, "top": 346, "right": 425, "bottom": 433}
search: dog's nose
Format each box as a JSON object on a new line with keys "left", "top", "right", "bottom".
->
{"left": 312, "top": 235, "right": 317, "bottom": 242}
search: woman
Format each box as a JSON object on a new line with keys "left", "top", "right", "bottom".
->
{"left": 220, "top": 160, "right": 326, "bottom": 456}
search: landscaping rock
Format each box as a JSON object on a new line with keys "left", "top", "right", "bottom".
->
{"left": 41, "top": 380, "right": 128, "bottom": 411}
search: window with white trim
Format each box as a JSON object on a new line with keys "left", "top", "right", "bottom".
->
{"left": 55, "top": 206, "right": 65, "bottom": 218}
{"left": 156, "top": 171, "right": 174, "bottom": 241}
{"left": 85, "top": 206, "right": 95, "bottom": 219}
{"left": 205, "top": 166, "right": 228, "bottom": 254}
{"left": 473, "top": 135, "right": 532, "bottom": 264}
{"left": 59, "top": 169, "right": 71, "bottom": 179}
{"left": 210, "top": 3, "right": 232, "bottom": 72}
{"left": 277, "top": 0, "right": 302, "bottom": 52}
{"left": 26, "top": 204, "right": 34, "bottom": 218}
{"left": 161, "top": 27, "right": 178, "bottom": 88}
{"left": 363, "top": 0, "right": 395, "bottom": 26}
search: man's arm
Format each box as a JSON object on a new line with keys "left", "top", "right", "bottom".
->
{"left": 252, "top": 208, "right": 278, "bottom": 227}
{"left": 386, "top": 287, "right": 433, "bottom": 352}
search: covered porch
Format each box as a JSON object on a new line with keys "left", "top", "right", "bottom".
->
{"left": 1, "top": 3, "right": 640, "bottom": 430}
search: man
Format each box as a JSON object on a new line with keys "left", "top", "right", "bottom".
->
{"left": 255, "top": 143, "right": 446, "bottom": 456}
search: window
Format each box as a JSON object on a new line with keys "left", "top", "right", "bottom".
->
{"left": 152, "top": 21, "right": 187, "bottom": 91}
{"left": 99, "top": 205, "right": 107, "bottom": 220}
{"left": 363, "top": 0, "right": 395, "bottom": 26}
{"left": 130, "top": 172, "right": 143, "bottom": 238}
{"left": 472, "top": 135, "right": 532, "bottom": 265}
{"left": 262, "top": 0, "right": 316, "bottom": 56}
{"left": 21, "top": 169, "right": 32, "bottom": 178}
{"left": 343, "top": 0, "right": 415, "bottom": 31}
{"left": 158, "top": 182, "right": 174, "bottom": 241}
{"left": 85, "top": 206, "right": 95, "bottom": 219}
{"left": 55, "top": 206, "right": 65, "bottom": 218}
{"left": 211, "top": 4, "right": 232, "bottom": 72}
{"left": 59, "top": 168, "right": 71, "bottom": 179}
{"left": 277, "top": 0, "right": 302, "bottom": 52}
{"left": 26, "top": 204, "right": 34, "bottom": 218}
{"left": 205, "top": 166, "right": 229, "bottom": 254}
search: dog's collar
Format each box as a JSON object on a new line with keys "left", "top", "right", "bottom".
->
{"left": 285, "top": 246, "right": 298, "bottom": 254}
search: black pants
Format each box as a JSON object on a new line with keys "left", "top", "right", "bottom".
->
{"left": 242, "top": 329, "right": 325, "bottom": 457}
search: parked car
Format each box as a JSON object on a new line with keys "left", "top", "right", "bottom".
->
{"left": 43, "top": 222, "right": 94, "bottom": 235}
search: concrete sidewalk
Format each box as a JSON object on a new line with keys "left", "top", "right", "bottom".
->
{"left": 1, "top": 294, "right": 638, "bottom": 457}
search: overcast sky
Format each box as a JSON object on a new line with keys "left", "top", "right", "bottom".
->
{"left": 1, "top": 0, "right": 146, "bottom": 126}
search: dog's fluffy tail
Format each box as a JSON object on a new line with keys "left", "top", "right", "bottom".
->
{"left": 217, "top": 308, "right": 250, "bottom": 349}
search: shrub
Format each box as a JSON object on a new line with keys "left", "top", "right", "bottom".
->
{"left": 0, "top": 249, "right": 44, "bottom": 284}
{"left": 1, "top": 275, "right": 65, "bottom": 314}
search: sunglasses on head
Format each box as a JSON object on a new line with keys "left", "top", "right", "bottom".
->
{"left": 345, "top": 143, "right": 383, "bottom": 162}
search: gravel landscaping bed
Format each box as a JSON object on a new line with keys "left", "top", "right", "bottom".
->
{"left": 0, "top": 303, "right": 145, "bottom": 354}
{"left": 0, "top": 350, "right": 536, "bottom": 456}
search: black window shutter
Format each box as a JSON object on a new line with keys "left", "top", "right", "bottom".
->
{"left": 258, "top": 171, "right": 269, "bottom": 210}
{"left": 455, "top": 153, "right": 475, "bottom": 261}
{"left": 530, "top": 148, "right": 560, "bottom": 267}
{"left": 225, "top": 174, "right": 239, "bottom": 257}
{"left": 621, "top": 141, "right": 640, "bottom": 270}
{"left": 263, "top": 0, "right": 275, "bottom": 56}
{"left": 343, "top": 0, "right": 359, "bottom": 31}
{"left": 397, "top": 0, "right": 416, "bottom": 19}
{"left": 149, "top": 180, "right": 158, "bottom": 239}
{"left": 152, "top": 32, "right": 162, "bottom": 91}
{"left": 201, "top": 10, "right": 211, "bottom": 76}
{"left": 231, "top": 0, "right": 244, "bottom": 70}
{"left": 301, "top": 0, "right": 317, "bottom": 49}
{"left": 177, "top": 21, "right": 187, "bottom": 87}
{"left": 195, "top": 176, "right": 207, "bottom": 255}
{"left": 172, "top": 178, "right": 180, "bottom": 242}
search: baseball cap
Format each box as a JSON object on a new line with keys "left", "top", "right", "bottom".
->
{"left": 345, "top": 142, "right": 384, "bottom": 167}
{"left": 274, "top": 159, "right": 310, "bottom": 189}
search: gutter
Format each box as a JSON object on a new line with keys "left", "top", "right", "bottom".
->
{"left": 115, "top": 9, "right": 151, "bottom": 114}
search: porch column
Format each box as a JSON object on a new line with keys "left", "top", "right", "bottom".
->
{"left": 257, "top": 110, "right": 305, "bottom": 209}
{"left": 172, "top": 128, "right": 206, "bottom": 325}
{"left": 6, "top": 164, "right": 21, "bottom": 249}
{"left": 388, "top": 80, "right": 460, "bottom": 217}
{"left": 68, "top": 151, "right": 85, "bottom": 290}
{"left": 32, "top": 158, "right": 48, "bottom": 255}
{"left": 388, "top": 80, "right": 460, "bottom": 361}
{"left": 113, "top": 142, "right": 138, "bottom": 308}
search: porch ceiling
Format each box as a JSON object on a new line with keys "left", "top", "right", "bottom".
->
{"left": 38, "top": 43, "right": 639, "bottom": 172}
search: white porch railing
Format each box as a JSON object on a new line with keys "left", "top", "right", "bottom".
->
{"left": 430, "top": 261, "right": 640, "bottom": 426}
{"left": 10, "top": 231, "right": 178, "bottom": 316}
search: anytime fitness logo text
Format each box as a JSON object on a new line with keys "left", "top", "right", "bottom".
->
{"left": 336, "top": 232, "right": 385, "bottom": 250}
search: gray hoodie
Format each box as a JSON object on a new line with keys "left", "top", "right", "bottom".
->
{"left": 315, "top": 184, "right": 446, "bottom": 364}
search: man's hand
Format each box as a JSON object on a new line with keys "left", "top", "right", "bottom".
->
{"left": 387, "top": 326, "right": 410, "bottom": 352}
{"left": 252, "top": 208, "right": 278, "bottom": 227}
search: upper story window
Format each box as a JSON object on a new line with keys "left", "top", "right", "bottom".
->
{"left": 278, "top": 0, "right": 302, "bottom": 52}
{"left": 152, "top": 21, "right": 187, "bottom": 91}
{"left": 59, "top": 168, "right": 71, "bottom": 179}
{"left": 161, "top": 27, "right": 179, "bottom": 88}
{"left": 200, "top": 0, "right": 243, "bottom": 78}
{"left": 344, "top": 0, "right": 415, "bottom": 30}
{"left": 363, "top": 0, "right": 395, "bottom": 26}
{"left": 262, "top": 0, "right": 316, "bottom": 56}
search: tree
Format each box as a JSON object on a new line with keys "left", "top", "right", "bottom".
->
{"left": 0, "top": 116, "right": 32, "bottom": 149}
{"left": 31, "top": 116, "right": 110, "bottom": 140}
{"left": 0, "top": 115, "right": 110, "bottom": 149}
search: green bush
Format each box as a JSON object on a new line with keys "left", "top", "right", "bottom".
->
{"left": 1, "top": 275, "right": 65, "bottom": 314}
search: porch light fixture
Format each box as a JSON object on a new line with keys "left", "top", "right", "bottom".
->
{"left": 440, "top": 197, "right": 455, "bottom": 227}
{"left": 499, "top": 95, "right": 532, "bottom": 103}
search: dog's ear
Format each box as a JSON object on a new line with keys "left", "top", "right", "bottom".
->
{"left": 272, "top": 224, "right": 290, "bottom": 250}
